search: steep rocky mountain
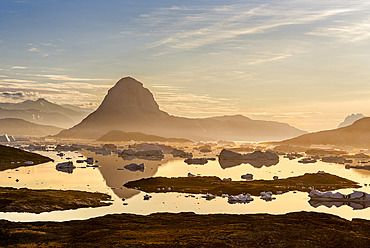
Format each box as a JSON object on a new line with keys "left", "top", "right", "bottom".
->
{"left": 0, "top": 118, "right": 63, "bottom": 136}
{"left": 338, "top": 113, "right": 366, "bottom": 128}
{"left": 56, "top": 77, "right": 306, "bottom": 141}
{"left": 0, "top": 98, "right": 91, "bottom": 128}
{"left": 279, "top": 117, "right": 370, "bottom": 149}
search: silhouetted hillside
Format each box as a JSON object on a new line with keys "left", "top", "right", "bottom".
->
{"left": 279, "top": 117, "right": 370, "bottom": 149}
{"left": 56, "top": 77, "right": 306, "bottom": 141}
{"left": 98, "top": 130, "right": 192, "bottom": 142}
{"left": 338, "top": 113, "right": 365, "bottom": 128}
{"left": 0, "top": 118, "right": 63, "bottom": 136}
{"left": 0, "top": 98, "right": 90, "bottom": 128}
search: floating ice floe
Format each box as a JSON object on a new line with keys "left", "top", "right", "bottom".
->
{"left": 56, "top": 161, "right": 76, "bottom": 174}
{"left": 241, "top": 173, "right": 253, "bottom": 180}
{"left": 184, "top": 158, "right": 208, "bottom": 165}
{"left": 260, "top": 191, "right": 275, "bottom": 201}
{"left": 124, "top": 163, "right": 145, "bottom": 172}
{"left": 228, "top": 194, "right": 253, "bottom": 204}
{"left": 85, "top": 157, "right": 94, "bottom": 164}
{"left": 56, "top": 161, "right": 75, "bottom": 168}
{"left": 309, "top": 190, "right": 370, "bottom": 202}
{"left": 143, "top": 194, "right": 151, "bottom": 200}
{"left": 202, "top": 193, "right": 216, "bottom": 200}
{"left": 188, "top": 172, "right": 196, "bottom": 177}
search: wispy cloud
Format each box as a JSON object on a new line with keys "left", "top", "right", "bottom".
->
{"left": 2, "top": 79, "right": 35, "bottom": 83}
{"left": 27, "top": 42, "right": 62, "bottom": 57}
{"left": 0, "top": 91, "right": 40, "bottom": 101}
{"left": 36, "top": 74, "right": 108, "bottom": 81}
{"left": 150, "top": 84, "right": 238, "bottom": 117}
{"left": 10, "top": 66, "right": 27, "bottom": 69}
{"left": 307, "top": 19, "right": 370, "bottom": 42}
{"left": 133, "top": 2, "right": 361, "bottom": 55}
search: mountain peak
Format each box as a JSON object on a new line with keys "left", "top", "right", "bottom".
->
{"left": 95, "top": 77, "right": 164, "bottom": 115}
{"left": 114, "top": 77, "right": 143, "bottom": 87}
{"left": 338, "top": 113, "right": 365, "bottom": 128}
{"left": 36, "top": 98, "right": 48, "bottom": 102}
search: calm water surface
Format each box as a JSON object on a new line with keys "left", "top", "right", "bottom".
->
{"left": 0, "top": 150, "right": 369, "bottom": 222}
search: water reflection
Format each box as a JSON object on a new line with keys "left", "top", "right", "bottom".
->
{"left": 309, "top": 200, "right": 370, "bottom": 210}
{"left": 56, "top": 166, "right": 75, "bottom": 174}
{"left": 1, "top": 149, "right": 370, "bottom": 222}
{"left": 80, "top": 151, "right": 171, "bottom": 199}
{"left": 219, "top": 159, "right": 279, "bottom": 169}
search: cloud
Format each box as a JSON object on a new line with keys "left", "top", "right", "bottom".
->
{"left": 307, "top": 19, "right": 370, "bottom": 42}
{"left": 36, "top": 74, "right": 108, "bottom": 81}
{"left": 28, "top": 47, "right": 41, "bottom": 52}
{"left": 27, "top": 43, "right": 61, "bottom": 57}
{"left": 0, "top": 91, "right": 40, "bottom": 101}
{"left": 150, "top": 84, "right": 238, "bottom": 117}
{"left": 10, "top": 66, "right": 27, "bottom": 69}
{"left": 133, "top": 2, "right": 360, "bottom": 55}
{"left": 2, "top": 79, "right": 35, "bottom": 83}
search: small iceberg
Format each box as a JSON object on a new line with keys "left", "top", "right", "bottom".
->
{"left": 124, "top": 163, "right": 145, "bottom": 172}
{"left": 241, "top": 173, "right": 253, "bottom": 180}
{"left": 56, "top": 161, "right": 76, "bottom": 174}
{"left": 187, "top": 172, "right": 196, "bottom": 177}
{"left": 309, "top": 190, "right": 370, "bottom": 202}
{"left": 143, "top": 194, "right": 151, "bottom": 200}
{"left": 201, "top": 193, "right": 216, "bottom": 200}
{"left": 85, "top": 157, "right": 94, "bottom": 164}
{"left": 260, "top": 191, "right": 275, "bottom": 201}
{"left": 184, "top": 158, "right": 208, "bottom": 165}
{"left": 228, "top": 194, "right": 253, "bottom": 204}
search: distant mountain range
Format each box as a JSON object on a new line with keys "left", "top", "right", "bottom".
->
{"left": 0, "top": 98, "right": 91, "bottom": 128}
{"left": 98, "top": 130, "right": 192, "bottom": 143}
{"left": 56, "top": 77, "right": 306, "bottom": 141}
{"left": 0, "top": 118, "right": 63, "bottom": 136}
{"left": 279, "top": 117, "right": 370, "bottom": 149}
{"left": 338, "top": 113, "right": 366, "bottom": 128}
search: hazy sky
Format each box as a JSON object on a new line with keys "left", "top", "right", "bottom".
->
{"left": 0, "top": 0, "right": 369, "bottom": 131}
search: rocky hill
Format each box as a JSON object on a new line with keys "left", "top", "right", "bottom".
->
{"left": 56, "top": 77, "right": 306, "bottom": 141}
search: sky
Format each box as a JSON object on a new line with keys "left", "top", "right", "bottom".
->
{"left": 0, "top": 0, "right": 369, "bottom": 132}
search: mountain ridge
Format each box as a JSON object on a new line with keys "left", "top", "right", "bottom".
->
{"left": 338, "top": 113, "right": 365, "bottom": 128}
{"left": 0, "top": 118, "right": 63, "bottom": 136}
{"left": 0, "top": 98, "right": 91, "bottom": 128}
{"left": 278, "top": 117, "right": 370, "bottom": 149}
{"left": 56, "top": 77, "right": 306, "bottom": 141}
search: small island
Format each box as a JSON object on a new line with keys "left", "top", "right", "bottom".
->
{"left": 124, "top": 173, "right": 360, "bottom": 196}
{"left": 0, "top": 144, "right": 51, "bottom": 171}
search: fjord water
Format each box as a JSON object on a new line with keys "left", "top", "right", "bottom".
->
{"left": 0, "top": 150, "right": 369, "bottom": 222}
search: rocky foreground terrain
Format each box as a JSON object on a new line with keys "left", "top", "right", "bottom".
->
{"left": 0, "top": 187, "right": 111, "bottom": 213}
{"left": 1, "top": 211, "right": 369, "bottom": 247}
